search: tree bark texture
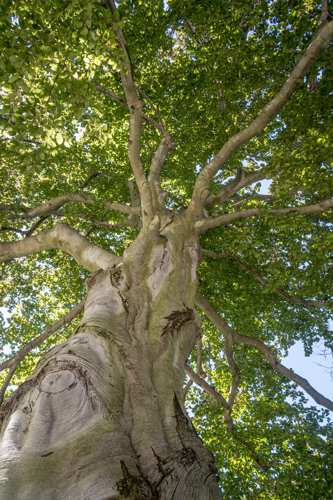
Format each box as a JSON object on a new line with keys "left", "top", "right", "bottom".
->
{"left": 0, "top": 216, "right": 222, "bottom": 499}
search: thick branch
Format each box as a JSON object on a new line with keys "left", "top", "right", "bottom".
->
{"left": 24, "top": 194, "right": 94, "bottom": 218}
{"left": 103, "top": 0, "right": 153, "bottom": 217}
{"left": 195, "top": 291, "right": 333, "bottom": 412}
{"left": 0, "top": 223, "right": 121, "bottom": 272}
{"left": 190, "top": 21, "right": 333, "bottom": 211}
{"left": 103, "top": 200, "right": 140, "bottom": 215}
{"left": 196, "top": 198, "right": 333, "bottom": 232}
{"left": 0, "top": 299, "right": 85, "bottom": 373}
{"left": 183, "top": 379, "right": 193, "bottom": 400}
{"left": 201, "top": 249, "right": 331, "bottom": 307}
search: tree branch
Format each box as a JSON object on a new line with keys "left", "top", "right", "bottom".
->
{"left": 225, "top": 338, "right": 241, "bottom": 407}
{"left": 26, "top": 210, "right": 135, "bottom": 231}
{"left": 195, "top": 291, "right": 333, "bottom": 412}
{"left": 24, "top": 216, "right": 49, "bottom": 238}
{"left": 205, "top": 168, "right": 268, "bottom": 208}
{"left": 197, "top": 336, "right": 206, "bottom": 377}
{"left": 148, "top": 140, "right": 173, "bottom": 209}
{"left": 0, "top": 223, "right": 121, "bottom": 272}
{"left": 201, "top": 249, "right": 331, "bottom": 307}
{"left": 196, "top": 198, "right": 333, "bottom": 232}
{"left": 103, "top": 0, "right": 153, "bottom": 218}
{"left": 183, "top": 378, "right": 193, "bottom": 400}
{"left": 186, "top": 356, "right": 273, "bottom": 471}
{"left": 95, "top": 82, "right": 165, "bottom": 136}
{"left": 94, "top": 82, "right": 129, "bottom": 108}
{"left": 320, "top": 0, "right": 333, "bottom": 25}
{"left": 92, "top": 219, "right": 133, "bottom": 230}
{"left": 0, "top": 226, "right": 26, "bottom": 235}
{"left": 5, "top": 193, "right": 140, "bottom": 220}
{"left": 185, "top": 363, "right": 231, "bottom": 410}
{"left": 0, "top": 299, "right": 85, "bottom": 373}
{"left": 189, "top": 21, "right": 333, "bottom": 212}
{"left": 0, "top": 360, "right": 20, "bottom": 408}
{"left": 80, "top": 170, "right": 100, "bottom": 189}
{"left": 1, "top": 217, "right": 49, "bottom": 237}
{"left": 134, "top": 85, "right": 171, "bottom": 141}
{"left": 184, "top": 19, "right": 204, "bottom": 46}
{"left": 187, "top": 334, "right": 276, "bottom": 472}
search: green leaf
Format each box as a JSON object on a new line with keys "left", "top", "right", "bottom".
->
{"left": 56, "top": 133, "right": 63, "bottom": 145}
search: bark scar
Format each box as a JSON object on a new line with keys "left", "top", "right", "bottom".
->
{"left": 161, "top": 305, "right": 195, "bottom": 337}
{"left": 116, "top": 460, "right": 154, "bottom": 498}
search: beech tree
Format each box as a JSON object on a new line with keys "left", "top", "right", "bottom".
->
{"left": 0, "top": 0, "right": 333, "bottom": 498}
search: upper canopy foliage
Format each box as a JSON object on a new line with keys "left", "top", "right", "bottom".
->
{"left": 0, "top": 0, "right": 333, "bottom": 497}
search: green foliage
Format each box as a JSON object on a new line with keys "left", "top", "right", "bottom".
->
{"left": 1, "top": 0, "right": 333, "bottom": 497}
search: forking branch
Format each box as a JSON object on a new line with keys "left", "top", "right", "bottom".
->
{"left": 188, "top": 20, "right": 333, "bottom": 213}
{"left": 96, "top": 78, "right": 175, "bottom": 211}
{"left": 103, "top": 0, "right": 153, "bottom": 219}
{"left": 134, "top": 85, "right": 172, "bottom": 142}
{"left": 195, "top": 291, "right": 333, "bottom": 412}
{"left": 204, "top": 168, "right": 268, "bottom": 208}
{"left": 185, "top": 344, "right": 274, "bottom": 472}
{"left": 95, "top": 82, "right": 166, "bottom": 137}
{"left": 184, "top": 363, "right": 231, "bottom": 410}
{"left": 195, "top": 198, "right": 333, "bottom": 232}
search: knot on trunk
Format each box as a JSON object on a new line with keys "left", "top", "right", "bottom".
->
{"left": 161, "top": 305, "right": 195, "bottom": 337}
{"left": 116, "top": 460, "right": 155, "bottom": 499}
{"left": 85, "top": 269, "right": 104, "bottom": 291}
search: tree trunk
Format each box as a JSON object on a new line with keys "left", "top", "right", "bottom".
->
{"left": 0, "top": 217, "right": 222, "bottom": 499}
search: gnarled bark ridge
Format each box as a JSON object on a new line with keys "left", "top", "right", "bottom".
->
{"left": 0, "top": 215, "right": 222, "bottom": 500}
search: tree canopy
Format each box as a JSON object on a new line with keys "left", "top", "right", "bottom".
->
{"left": 1, "top": 0, "right": 333, "bottom": 497}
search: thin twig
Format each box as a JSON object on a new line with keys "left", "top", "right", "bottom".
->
{"left": 0, "top": 360, "right": 20, "bottom": 408}
{"left": 201, "top": 249, "right": 331, "bottom": 307}
{"left": 185, "top": 363, "right": 231, "bottom": 410}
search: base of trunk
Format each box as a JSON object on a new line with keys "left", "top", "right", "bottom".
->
{"left": 0, "top": 326, "right": 221, "bottom": 500}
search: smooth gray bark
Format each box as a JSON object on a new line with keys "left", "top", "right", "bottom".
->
{"left": 0, "top": 217, "right": 222, "bottom": 500}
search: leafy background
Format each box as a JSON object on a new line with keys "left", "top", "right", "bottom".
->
{"left": 1, "top": 0, "right": 333, "bottom": 497}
